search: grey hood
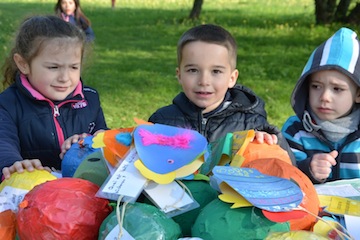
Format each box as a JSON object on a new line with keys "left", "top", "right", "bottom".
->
{"left": 291, "top": 27, "right": 360, "bottom": 118}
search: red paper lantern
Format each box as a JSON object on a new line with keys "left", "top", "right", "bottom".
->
{"left": 17, "top": 178, "right": 112, "bottom": 240}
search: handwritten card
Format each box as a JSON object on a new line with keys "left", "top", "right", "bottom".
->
{"left": 97, "top": 148, "right": 148, "bottom": 202}
{"left": 143, "top": 181, "right": 199, "bottom": 217}
{"left": 318, "top": 195, "right": 360, "bottom": 216}
{"left": 0, "top": 186, "right": 28, "bottom": 212}
{"left": 315, "top": 184, "right": 360, "bottom": 198}
{"left": 0, "top": 195, "right": 16, "bottom": 212}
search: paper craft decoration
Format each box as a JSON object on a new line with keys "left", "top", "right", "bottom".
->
{"left": 231, "top": 129, "right": 292, "bottom": 167}
{"left": 318, "top": 195, "right": 360, "bottom": 216}
{"left": 92, "top": 119, "right": 153, "bottom": 167}
{"left": 262, "top": 209, "right": 307, "bottom": 223}
{"left": 17, "top": 178, "right": 112, "bottom": 240}
{"left": 0, "top": 170, "right": 56, "bottom": 193}
{"left": 212, "top": 166, "right": 303, "bottom": 212}
{"left": 0, "top": 210, "right": 16, "bottom": 240}
{"left": 200, "top": 129, "right": 292, "bottom": 175}
{"left": 230, "top": 130, "right": 255, "bottom": 167}
{"left": 92, "top": 127, "right": 134, "bottom": 167}
{"left": 133, "top": 124, "right": 208, "bottom": 184}
{"left": 243, "top": 158, "right": 320, "bottom": 230}
{"left": 200, "top": 133, "right": 232, "bottom": 175}
{"left": 0, "top": 170, "right": 57, "bottom": 213}
{"left": 240, "top": 141, "right": 292, "bottom": 166}
{"left": 73, "top": 151, "right": 110, "bottom": 187}
{"left": 313, "top": 216, "right": 340, "bottom": 238}
{"left": 217, "top": 182, "right": 253, "bottom": 208}
{"left": 266, "top": 231, "right": 328, "bottom": 240}
{"left": 191, "top": 199, "right": 290, "bottom": 240}
{"left": 61, "top": 136, "right": 100, "bottom": 177}
{"left": 98, "top": 203, "right": 181, "bottom": 240}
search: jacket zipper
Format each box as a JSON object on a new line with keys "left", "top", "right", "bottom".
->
{"left": 51, "top": 100, "right": 83, "bottom": 147}
{"left": 201, "top": 118, "right": 207, "bottom": 136}
{"left": 53, "top": 105, "right": 60, "bottom": 117}
{"left": 52, "top": 104, "right": 65, "bottom": 148}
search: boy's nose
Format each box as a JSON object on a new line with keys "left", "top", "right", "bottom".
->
{"left": 198, "top": 72, "right": 209, "bottom": 85}
{"left": 320, "top": 89, "right": 331, "bottom": 102}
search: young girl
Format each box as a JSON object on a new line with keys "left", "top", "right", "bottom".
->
{"left": 0, "top": 15, "right": 107, "bottom": 179}
{"left": 55, "top": 0, "right": 95, "bottom": 42}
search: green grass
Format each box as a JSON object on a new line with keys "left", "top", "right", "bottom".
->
{"left": 1, "top": 0, "right": 359, "bottom": 129}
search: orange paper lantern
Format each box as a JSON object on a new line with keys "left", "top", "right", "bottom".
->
{"left": 243, "top": 158, "right": 319, "bottom": 231}
{"left": 0, "top": 210, "right": 16, "bottom": 240}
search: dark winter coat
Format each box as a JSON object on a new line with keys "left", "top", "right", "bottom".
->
{"left": 0, "top": 74, "right": 107, "bottom": 175}
{"left": 149, "top": 84, "right": 294, "bottom": 162}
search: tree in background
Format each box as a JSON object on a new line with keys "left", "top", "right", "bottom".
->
{"left": 188, "top": 0, "right": 360, "bottom": 24}
{"left": 189, "top": 0, "right": 203, "bottom": 19}
{"left": 315, "top": 0, "right": 360, "bottom": 24}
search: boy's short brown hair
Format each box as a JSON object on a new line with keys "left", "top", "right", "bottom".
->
{"left": 177, "top": 24, "right": 237, "bottom": 70}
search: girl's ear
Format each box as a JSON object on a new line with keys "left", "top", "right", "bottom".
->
{"left": 176, "top": 67, "right": 181, "bottom": 84}
{"left": 13, "top": 53, "right": 30, "bottom": 75}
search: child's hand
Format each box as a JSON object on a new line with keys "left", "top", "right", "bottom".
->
{"left": 59, "top": 133, "right": 89, "bottom": 159}
{"left": 2, "top": 159, "right": 50, "bottom": 180}
{"left": 253, "top": 131, "right": 278, "bottom": 145}
{"left": 310, "top": 150, "right": 338, "bottom": 182}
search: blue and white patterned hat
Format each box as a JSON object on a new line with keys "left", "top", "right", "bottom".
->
{"left": 291, "top": 27, "right": 360, "bottom": 117}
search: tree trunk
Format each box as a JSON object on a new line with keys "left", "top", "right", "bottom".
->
{"left": 347, "top": 2, "right": 360, "bottom": 24}
{"left": 189, "top": 0, "right": 203, "bottom": 19}
{"left": 314, "top": 0, "right": 337, "bottom": 24}
{"left": 334, "top": 0, "right": 351, "bottom": 22}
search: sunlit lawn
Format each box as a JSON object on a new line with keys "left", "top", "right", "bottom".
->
{"left": 0, "top": 0, "right": 358, "bottom": 128}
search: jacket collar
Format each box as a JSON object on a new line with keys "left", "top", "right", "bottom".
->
{"left": 19, "top": 73, "right": 84, "bottom": 101}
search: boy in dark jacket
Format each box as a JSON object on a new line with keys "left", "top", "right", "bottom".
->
{"left": 149, "top": 24, "right": 292, "bottom": 155}
{"left": 148, "top": 24, "right": 295, "bottom": 237}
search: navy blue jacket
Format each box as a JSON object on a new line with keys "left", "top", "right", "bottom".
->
{"left": 67, "top": 15, "right": 95, "bottom": 42}
{"left": 0, "top": 74, "right": 107, "bottom": 174}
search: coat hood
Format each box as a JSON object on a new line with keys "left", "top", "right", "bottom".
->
{"left": 291, "top": 27, "right": 360, "bottom": 118}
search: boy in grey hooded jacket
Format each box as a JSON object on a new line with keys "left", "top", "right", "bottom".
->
{"left": 282, "top": 27, "right": 360, "bottom": 183}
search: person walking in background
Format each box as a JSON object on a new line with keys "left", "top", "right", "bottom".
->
{"left": 0, "top": 15, "right": 107, "bottom": 179}
{"left": 282, "top": 27, "right": 360, "bottom": 183}
{"left": 111, "top": 0, "right": 116, "bottom": 8}
{"left": 55, "top": 0, "right": 95, "bottom": 42}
